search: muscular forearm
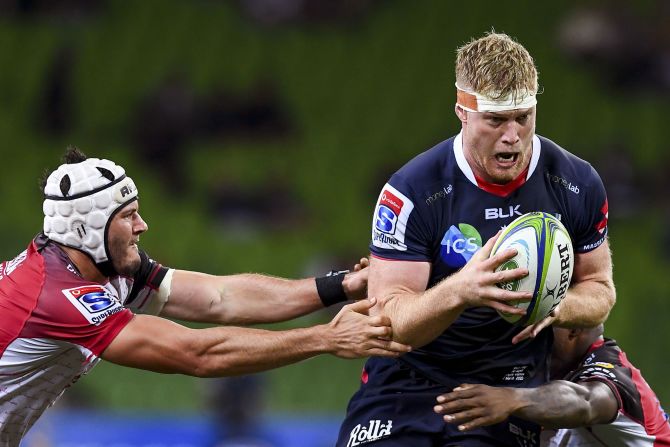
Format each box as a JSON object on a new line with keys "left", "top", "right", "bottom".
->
{"left": 555, "top": 279, "right": 615, "bottom": 327}
{"left": 162, "top": 271, "right": 324, "bottom": 325}
{"left": 216, "top": 274, "right": 324, "bottom": 325}
{"left": 378, "top": 280, "right": 465, "bottom": 347}
{"left": 188, "top": 325, "right": 332, "bottom": 377}
{"left": 512, "top": 381, "right": 610, "bottom": 429}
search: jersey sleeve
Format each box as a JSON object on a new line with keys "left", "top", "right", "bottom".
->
{"left": 369, "top": 176, "right": 433, "bottom": 261}
{"left": 566, "top": 343, "right": 641, "bottom": 422}
{"left": 26, "top": 282, "right": 134, "bottom": 357}
{"left": 573, "top": 165, "right": 609, "bottom": 253}
{"left": 125, "top": 249, "right": 171, "bottom": 314}
{"left": 569, "top": 361, "right": 624, "bottom": 414}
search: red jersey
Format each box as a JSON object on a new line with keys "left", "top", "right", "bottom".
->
{"left": 0, "top": 235, "right": 168, "bottom": 446}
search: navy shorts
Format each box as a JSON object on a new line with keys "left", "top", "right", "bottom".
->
{"left": 336, "top": 359, "right": 542, "bottom": 447}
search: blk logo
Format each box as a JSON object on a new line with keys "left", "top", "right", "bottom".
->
{"left": 485, "top": 205, "right": 522, "bottom": 220}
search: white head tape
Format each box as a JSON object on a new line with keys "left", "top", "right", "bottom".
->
{"left": 43, "top": 158, "right": 138, "bottom": 267}
{"left": 455, "top": 82, "right": 537, "bottom": 112}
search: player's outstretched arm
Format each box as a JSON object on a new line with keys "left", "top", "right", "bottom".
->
{"left": 159, "top": 262, "right": 368, "bottom": 325}
{"left": 102, "top": 298, "right": 410, "bottom": 377}
{"left": 370, "top": 234, "right": 532, "bottom": 348}
{"left": 433, "top": 381, "right": 618, "bottom": 431}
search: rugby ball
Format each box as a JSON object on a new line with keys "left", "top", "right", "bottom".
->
{"left": 491, "top": 212, "right": 574, "bottom": 326}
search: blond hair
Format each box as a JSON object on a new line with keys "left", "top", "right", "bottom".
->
{"left": 456, "top": 32, "right": 538, "bottom": 101}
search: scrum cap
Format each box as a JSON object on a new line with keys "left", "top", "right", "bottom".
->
{"left": 43, "top": 158, "right": 138, "bottom": 274}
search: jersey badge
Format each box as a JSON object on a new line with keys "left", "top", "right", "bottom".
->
{"left": 62, "top": 285, "right": 124, "bottom": 325}
{"left": 372, "top": 184, "right": 414, "bottom": 251}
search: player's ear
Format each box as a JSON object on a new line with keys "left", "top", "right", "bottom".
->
{"left": 455, "top": 105, "right": 467, "bottom": 124}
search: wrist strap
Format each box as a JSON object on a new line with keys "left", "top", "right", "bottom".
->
{"left": 315, "top": 270, "right": 349, "bottom": 307}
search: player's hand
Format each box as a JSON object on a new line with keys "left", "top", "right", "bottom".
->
{"left": 325, "top": 297, "right": 411, "bottom": 359}
{"left": 447, "top": 233, "right": 532, "bottom": 315}
{"left": 352, "top": 256, "right": 370, "bottom": 272}
{"left": 434, "top": 383, "right": 520, "bottom": 431}
{"left": 342, "top": 257, "right": 370, "bottom": 300}
{"left": 511, "top": 304, "right": 560, "bottom": 344}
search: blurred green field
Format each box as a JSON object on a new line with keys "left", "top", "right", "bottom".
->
{"left": 1, "top": 0, "right": 668, "bottom": 414}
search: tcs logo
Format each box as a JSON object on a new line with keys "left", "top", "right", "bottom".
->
{"left": 440, "top": 223, "right": 482, "bottom": 267}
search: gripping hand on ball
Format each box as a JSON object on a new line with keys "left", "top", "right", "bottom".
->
{"left": 448, "top": 233, "right": 532, "bottom": 315}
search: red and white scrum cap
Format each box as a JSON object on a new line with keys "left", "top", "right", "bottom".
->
{"left": 43, "top": 158, "right": 138, "bottom": 268}
{"left": 456, "top": 82, "right": 537, "bottom": 113}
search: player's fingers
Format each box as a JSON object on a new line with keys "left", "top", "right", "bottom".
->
{"left": 367, "top": 315, "right": 392, "bottom": 327}
{"left": 366, "top": 345, "right": 411, "bottom": 357}
{"left": 435, "top": 384, "right": 477, "bottom": 405}
{"left": 530, "top": 315, "right": 556, "bottom": 338}
{"left": 485, "top": 247, "right": 518, "bottom": 269}
{"left": 512, "top": 313, "right": 557, "bottom": 345}
{"left": 482, "top": 299, "right": 527, "bottom": 316}
{"left": 440, "top": 408, "right": 483, "bottom": 426}
{"left": 367, "top": 325, "right": 393, "bottom": 339}
{"left": 489, "top": 288, "right": 533, "bottom": 302}
{"left": 492, "top": 267, "right": 529, "bottom": 284}
{"left": 368, "top": 339, "right": 411, "bottom": 353}
{"left": 473, "top": 231, "right": 501, "bottom": 260}
{"left": 434, "top": 400, "right": 470, "bottom": 415}
{"left": 353, "top": 257, "right": 370, "bottom": 271}
{"left": 454, "top": 415, "right": 494, "bottom": 431}
{"left": 344, "top": 297, "right": 376, "bottom": 314}
{"left": 366, "top": 348, "right": 402, "bottom": 358}
{"left": 511, "top": 325, "right": 534, "bottom": 345}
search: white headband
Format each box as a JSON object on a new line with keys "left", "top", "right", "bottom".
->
{"left": 43, "top": 158, "right": 139, "bottom": 271}
{"left": 455, "top": 82, "right": 537, "bottom": 112}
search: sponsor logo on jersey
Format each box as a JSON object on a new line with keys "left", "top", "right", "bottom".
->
{"left": 62, "top": 285, "right": 124, "bottom": 325}
{"left": 577, "top": 366, "right": 616, "bottom": 381}
{"left": 372, "top": 184, "right": 414, "bottom": 251}
{"left": 347, "top": 419, "right": 393, "bottom": 447}
{"left": 581, "top": 237, "right": 605, "bottom": 252}
{"left": 485, "top": 204, "right": 523, "bottom": 220}
{"left": 440, "top": 223, "right": 482, "bottom": 267}
{"left": 546, "top": 172, "right": 580, "bottom": 194}
{"left": 425, "top": 185, "right": 453, "bottom": 205}
{"left": 0, "top": 249, "right": 28, "bottom": 282}
{"left": 508, "top": 421, "right": 538, "bottom": 447}
{"left": 375, "top": 190, "right": 403, "bottom": 234}
{"left": 594, "top": 362, "right": 614, "bottom": 369}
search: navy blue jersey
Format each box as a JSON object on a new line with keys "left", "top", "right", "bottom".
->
{"left": 368, "top": 133, "right": 608, "bottom": 385}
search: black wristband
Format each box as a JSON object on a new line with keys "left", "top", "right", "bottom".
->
{"left": 315, "top": 270, "right": 349, "bottom": 307}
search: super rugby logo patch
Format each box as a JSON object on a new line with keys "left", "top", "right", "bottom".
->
{"left": 372, "top": 184, "right": 414, "bottom": 251}
{"left": 62, "top": 285, "right": 124, "bottom": 325}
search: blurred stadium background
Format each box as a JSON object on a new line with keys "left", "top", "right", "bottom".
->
{"left": 2, "top": 0, "right": 669, "bottom": 445}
